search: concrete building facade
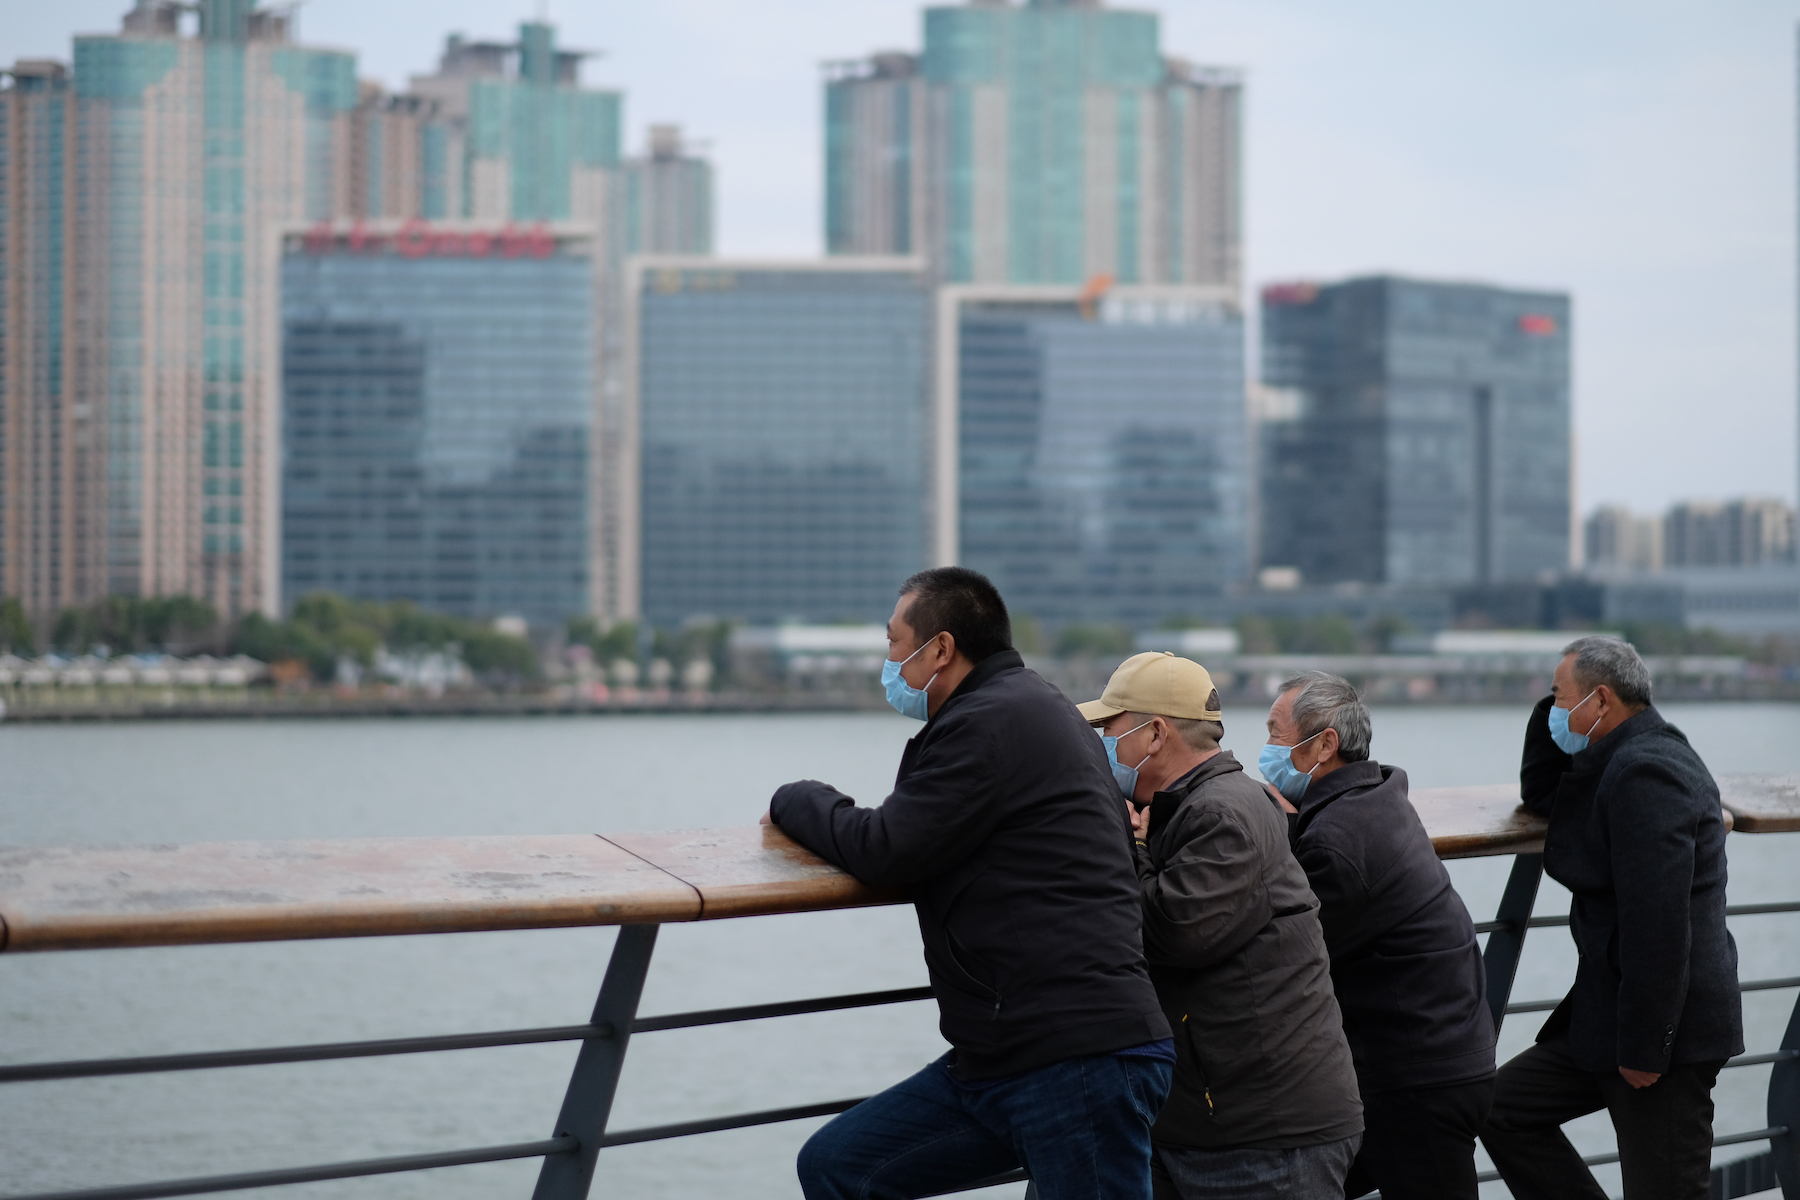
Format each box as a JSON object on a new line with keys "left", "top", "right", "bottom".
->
{"left": 824, "top": 0, "right": 1240, "bottom": 288}
{"left": 624, "top": 125, "right": 713, "bottom": 255}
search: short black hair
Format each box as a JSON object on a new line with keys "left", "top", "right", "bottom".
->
{"left": 897, "top": 567, "right": 1012, "bottom": 663}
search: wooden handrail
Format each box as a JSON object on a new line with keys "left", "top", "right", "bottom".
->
{"left": 0, "top": 777, "right": 1793, "bottom": 954}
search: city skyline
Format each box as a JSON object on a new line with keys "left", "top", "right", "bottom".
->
{"left": 8, "top": 0, "right": 1786, "bottom": 516}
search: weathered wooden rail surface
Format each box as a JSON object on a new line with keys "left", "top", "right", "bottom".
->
{"left": 0, "top": 777, "right": 1795, "bottom": 954}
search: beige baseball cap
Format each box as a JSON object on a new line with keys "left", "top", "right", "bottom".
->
{"left": 1078, "top": 651, "right": 1224, "bottom": 724}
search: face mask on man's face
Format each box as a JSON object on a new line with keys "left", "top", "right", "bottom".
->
{"left": 1258, "top": 728, "right": 1325, "bottom": 802}
{"left": 1096, "top": 720, "right": 1154, "bottom": 799}
{"left": 1548, "top": 688, "right": 1601, "bottom": 754}
{"left": 881, "top": 638, "right": 939, "bottom": 721}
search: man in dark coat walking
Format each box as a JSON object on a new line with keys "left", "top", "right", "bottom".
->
{"left": 1480, "top": 636, "right": 1743, "bottom": 1200}
{"left": 767, "top": 567, "right": 1173, "bottom": 1200}
{"left": 1261, "top": 671, "right": 1495, "bottom": 1200}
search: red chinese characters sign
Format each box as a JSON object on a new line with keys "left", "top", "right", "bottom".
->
{"left": 301, "top": 220, "right": 557, "bottom": 259}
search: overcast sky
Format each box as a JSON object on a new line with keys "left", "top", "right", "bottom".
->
{"left": 8, "top": 0, "right": 1797, "bottom": 515}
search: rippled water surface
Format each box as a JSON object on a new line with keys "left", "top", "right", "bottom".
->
{"left": 1, "top": 702, "right": 1796, "bottom": 1199}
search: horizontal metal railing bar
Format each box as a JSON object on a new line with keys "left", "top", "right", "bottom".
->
{"left": 923, "top": 1169, "right": 1031, "bottom": 1196}
{"left": 601, "top": 1097, "right": 867, "bottom": 1146}
{"left": 1506, "top": 974, "right": 1800, "bottom": 1016}
{"left": 0, "top": 1024, "right": 611, "bottom": 1084}
{"left": 1726, "top": 1049, "right": 1800, "bottom": 1068}
{"left": 1473, "top": 900, "right": 1800, "bottom": 937}
{"left": 0, "top": 1136, "right": 575, "bottom": 1200}
{"left": 0, "top": 985, "right": 940, "bottom": 1085}
{"left": 1472, "top": 1127, "right": 1787, "bottom": 1185}
{"left": 631, "top": 985, "right": 936, "bottom": 1033}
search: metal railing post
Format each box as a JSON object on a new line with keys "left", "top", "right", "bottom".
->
{"left": 1482, "top": 853, "right": 1544, "bottom": 1033}
{"left": 1770, "top": 987, "right": 1800, "bottom": 1200}
{"left": 532, "top": 923, "right": 659, "bottom": 1200}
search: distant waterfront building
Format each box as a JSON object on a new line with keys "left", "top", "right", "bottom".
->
{"left": 948, "top": 285, "right": 1248, "bottom": 626}
{"left": 626, "top": 259, "right": 934, "bottom": 626}
{"left": 1585, "top": 505, "right": 1663, "bottom": 571}
{"left": 0, "top": 61, "right": 93, "bottom": 612}
{"left": 824, "top": 1, "right": 1241, "bottom": 287}
{"left": 1259, "top": 276, "right": 1572, "bottom": 587}
{"left": 1663, "top": 498, "right": 1796, "bottom": 567}
{"left": 625, "top": 125, "right": 713, "bottom": 255}
{"left": 280, "top": 221, "right": 598, "bottom": 627}
{"left": 0, "top": 0, "right": 362, "bottom": 619}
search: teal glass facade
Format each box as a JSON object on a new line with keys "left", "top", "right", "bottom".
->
{"left": 956, "top": 294, "right": 1248, "bottom": 626}
{"left": 1260, "top": 276, "right": 1572, "bottom": 586}
{"left": 636, "top": 266, "right": 931, "bottom": 626}
{"left": 281, "top": 236, "right": 595, "bottom": 624}
{"left": 825, "top": 2, "right": 1241, "bottom": 289}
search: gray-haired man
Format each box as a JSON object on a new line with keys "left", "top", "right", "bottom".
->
{"left": 1261, "top": 672, "right": 1496, "bottom": 1200}
{"left": 1481, "top": 637, "right": 1742, "bottom": 1200}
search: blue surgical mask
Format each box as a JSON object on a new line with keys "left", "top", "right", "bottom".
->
{"left": 881, "top": 639, "right": 939, "bottom": 721}
{"left": 1258, "top": 729, "right": 1325, "bottom": 802}
{"left": 1098, "top": 720, "right": 1154, "bottom": 798}
{"left": 1548, "top": 689, "right": 1600, "bottom": 755}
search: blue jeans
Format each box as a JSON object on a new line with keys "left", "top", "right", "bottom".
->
{"left": 798, "top": 1051, "right": 1173, "bottom": 1200}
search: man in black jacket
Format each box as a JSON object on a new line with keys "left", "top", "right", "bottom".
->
{"left": 768, "top": 568, "right": 1173, "bottom": 1200}
{"left": 1262, "top": 671, "right": 1495, "bottom": 1200}
{"left": 1085, "top": 652, "right": 1363, "bottom": 1199}
{"left": 1480, "top": 636, "right": 1743, "bottom": 1200}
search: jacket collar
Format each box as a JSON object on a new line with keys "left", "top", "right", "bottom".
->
{"left": 922, "top": 648, "right": 1023, "bottom": 731}
{"left": 1570, "top": 703, "right": 1665, "bottom": 774}
{"left": 1292, "top": 759, "right": 1388, "bottom": 841}
{"left": 1146, "top": 750, "right": 1243, "bottom": 840}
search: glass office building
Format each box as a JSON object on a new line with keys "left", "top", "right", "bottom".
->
{"left": 281, "top": 222, "right": 596, "bottom": 626}
{"left": 629, "top": 261, "right": 932, "bottom": 627}
{"left": 953, "top": 287, "right": 1248, "bottom": 626}
{"left": 1259, "top": 275, "right": 1571, "bottom": 586}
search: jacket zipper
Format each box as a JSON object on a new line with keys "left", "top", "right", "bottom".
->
{"left": 1181, "top": 1015, "right": 1215, "bottom": 1118}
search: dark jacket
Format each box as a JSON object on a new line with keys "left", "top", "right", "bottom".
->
{"left": 770, "top": 649, "right": 1170, "bottom": 1080}
{"left": 1134, "top": 751, "right": 1362, "bottom": 1150}
{"left": 1290, "top": 760, "right": 1496, "bottom": 1095}
{"left": 1520, "top": 697, "right": 1743, "bottom": 1073}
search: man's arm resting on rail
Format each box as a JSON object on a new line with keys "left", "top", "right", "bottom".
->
{"left": 1136, "top": 807, "right": 1273, "bottom": 970}
{"left": 767, "top": 728, "right": 1003, "bottom": 888}
{"left": 1519, "top": 694, "right": 1572, "bottom": 817}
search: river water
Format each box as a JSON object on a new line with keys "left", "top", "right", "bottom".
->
{"left": 1, "top": 703, "right": 1796, "bottom": 1199}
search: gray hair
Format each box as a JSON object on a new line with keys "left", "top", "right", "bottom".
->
{"left": 1280, "top": 671, "right": 1372, "bottom": 763}
{"left": 1562, "top": 636, "right": 1653, "bottom": 707}
{"left": 1126, "top": 712, "right": 1224, "bottom": 754}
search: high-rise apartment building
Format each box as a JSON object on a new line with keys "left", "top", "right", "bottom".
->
{"left": 1260, "top": 276, "right": 1572, "bottom": 587}
{"left": 626, "top": 259, "right": 934, "bottom": 626}
{"left": 825, "top": 0, "right": 1240, "bottom": 288}
{"left": 48, "top": 0, "right": 359, "bottom": 618}
{"left": 625, "top": 125, "right": 713, "bottom": 255}
{"left": 281, "top": 221, "right": 598, "bottom": 626}
{"left": 0, "top": 61, "right": 89, "bottom": 612}
{"left": 406, "top": 25, "right": 621, "bottom": 225}
{"left": 1664, "top": 498, "right": 1796, "bottom": 567}
{"left": 948, "top": 285, "right": 1248, "bottom": 625}
{"left": 1584, "top": 505, "right": 1663, "bottom": 572}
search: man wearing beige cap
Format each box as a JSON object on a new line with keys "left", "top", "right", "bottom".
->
{"left": 1083, "top": 652, "right": 1363, "bottom": 1200}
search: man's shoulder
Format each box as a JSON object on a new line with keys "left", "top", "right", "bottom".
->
{"left": 1175, "top": 767, "right": 1283, "bottom": 836}
{"left": 1603, "top": 719, "right": 1716, "bottom": 795}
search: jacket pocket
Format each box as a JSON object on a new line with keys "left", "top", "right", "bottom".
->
{"left": 944, "top": 923, "right": 1002, "bottom": 1016}
{"left": 1179, "top": 1014, "right": 1217, "bottom": 1120}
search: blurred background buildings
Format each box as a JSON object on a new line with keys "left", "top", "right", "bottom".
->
{"left": 2, "top": 0, "right": 1797, "bottom": 687}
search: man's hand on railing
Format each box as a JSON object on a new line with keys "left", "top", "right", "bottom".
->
{"left": 759, "top": 809, "right": 773, "bottom": 826}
